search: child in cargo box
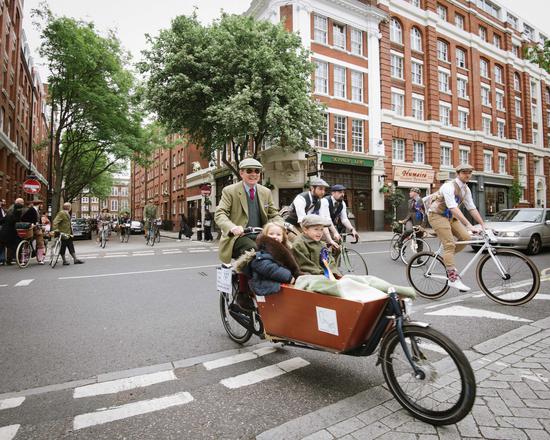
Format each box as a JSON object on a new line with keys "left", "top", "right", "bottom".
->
{"left": 235, "top": 222, "right": 301, "bottom": 296}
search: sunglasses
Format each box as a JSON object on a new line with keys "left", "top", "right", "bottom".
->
{"left": 244, "top": 169, "right": 261, "bottom": 174}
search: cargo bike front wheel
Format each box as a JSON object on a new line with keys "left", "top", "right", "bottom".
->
{"left": 379, "top": 324, "right": 476, "bottom": 426}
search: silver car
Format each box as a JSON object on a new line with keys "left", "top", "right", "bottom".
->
{"left": 480, "top": 208, "right": 550, "bottom": 255}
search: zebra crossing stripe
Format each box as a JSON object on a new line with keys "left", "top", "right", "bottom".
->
{"left": 73, "top": 391, "right": 193, "bottom": 431}
{"left": 0, "top": 397, "right": 25, "bottom": 410}
{"left": 203, "top": 347, "right": 277, "bottom": 370}
{"left": 426, "top": 305, "right": 532, "bottom": 322}
{"left": 220, "top": 357, "right": 310, "bottom": 389}
{"left": 14, "top": 279, "right": 33, "bottom": 287}
{"left": 0, "top": 425, "right": 20, "bottom": 440}
{"left": 73, "top": 371, "right": 177, "bottom": 398}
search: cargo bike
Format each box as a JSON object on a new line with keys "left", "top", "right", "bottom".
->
{"left": 217, "top": 246, "right": 476, "bottom": 426}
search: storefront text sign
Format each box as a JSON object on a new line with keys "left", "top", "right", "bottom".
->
{"left": 393, "top": 166, "right": 435, "bottom": 184}
{"left": 321, "top": 154, "right": 374, "bottom": 168}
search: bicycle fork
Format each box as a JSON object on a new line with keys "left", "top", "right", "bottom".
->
{"left": 487, "top": 248, "right": 510, "bottom": 280}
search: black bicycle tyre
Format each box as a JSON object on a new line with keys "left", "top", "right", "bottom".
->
{"left": 219, "top": 284, "right": 252, "bottom": 344}
{"left": 124, "top": 228, "right": 130, "bottom": 243}
{"left": 390, "top": 234, "right": 401, "bottom": 261}
{"left": 476, "top": 249, "right": 540, "bottom": 305}
{"left": 16, "top": 240, "right": 31, "bottom": 268}
{"left": 406, "top": 252, "right": 449, "bottom": 299}
{"left": 50, "top": 238, "right": 61, "bottom": 268}
{"left": 380, "top": 325, "right": 476, "bottom": 426}
{"left": 100, "top": 230, "right": 107, "bottom": 249}
{"left": 149, "top": 231, "right": 155, "bottom": 247}
{"left": 156, "top": 230, "right": 161, "bottom": 243}
{"left": 401, "top": 238, "right": 431, "bottom": 266}
{"left": 337, "top": 248, "right": 368, "bottom": 275}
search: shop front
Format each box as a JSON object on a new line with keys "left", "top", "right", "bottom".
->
{"left": 481, "top": 176, "right": 512, "bottom": 219}
{"left": 392, "top": 165, "right": 435, "bottom": 221}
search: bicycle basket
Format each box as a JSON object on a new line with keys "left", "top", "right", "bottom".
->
{"left": 391, "top": 221, "right": 401, "bottom": 233}
{"left": 16, "top": 227, "right": 33, "bottom": 239}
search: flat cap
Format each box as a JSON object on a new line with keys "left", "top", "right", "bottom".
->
{"left": 309, "top": 177, "right": 330, "bottom": 188}
{"left": 239, "top": 158, "right": 263, "bottom": 169}
{"left": 331, "top": 184, "right": 346, "bottom": 192}
{"left": 455, "top": 163, "right": 474, "bottom": 173}
{"left": 301, "top": 214, "right": 332, "bottom": 228}
{"left": 409, "top": 187, "right": 421, "bottom": 193}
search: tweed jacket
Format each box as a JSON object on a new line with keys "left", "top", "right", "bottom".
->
{"left": 291, "top": 234, "right": 341, "bottom": 277}
{"left": 215, "top": 182, "right": 282, "bottom": 263}
{"left": 53, "top": 210, "right": 73, "bottom": 235}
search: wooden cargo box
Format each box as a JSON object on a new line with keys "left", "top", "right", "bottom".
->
{"left": 256, "top": 285, "right": 388, "bottom": 353}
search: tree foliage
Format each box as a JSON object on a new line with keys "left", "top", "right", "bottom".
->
{"left": 139, "top": 13, "right": 325, "bottom": 177}
{"left": 525, "top": 40, "right": 550, "bottom": 73}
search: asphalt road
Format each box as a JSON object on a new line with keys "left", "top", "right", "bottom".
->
{"left": 0, "top": 235, "right": 549, "bottom": 439}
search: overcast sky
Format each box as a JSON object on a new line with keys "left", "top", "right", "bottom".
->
{"left": 23, "top": 0, "right": 549, "bottom": 81}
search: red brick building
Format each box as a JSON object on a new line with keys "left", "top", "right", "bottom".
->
{"left": 0, "top": 0, "right": 50, "bottom": 205}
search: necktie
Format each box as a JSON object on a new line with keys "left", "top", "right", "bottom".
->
{"left": 249, "top": 187, "right": 255, "bottom": 201}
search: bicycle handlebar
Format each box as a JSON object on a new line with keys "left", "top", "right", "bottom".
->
{"left": 342, "top": 232, "right": 359, "bottom": 244}
{"left": 228, "top": 226, "right": 263, "bottom": 237}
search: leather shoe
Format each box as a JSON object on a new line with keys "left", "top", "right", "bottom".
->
{"left": 62, "top": 261, "right": 70, "bottom": 266}
{"left": 73, "top": 259, "right": 84, "bottom": 264}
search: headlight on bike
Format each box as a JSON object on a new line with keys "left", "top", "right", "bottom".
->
{"left": 403, "top": 298, "right": 413, "bottom": 318}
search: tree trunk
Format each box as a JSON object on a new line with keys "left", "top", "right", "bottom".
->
{"left": 51, "top": 138, "right": 63, "bottom": 218}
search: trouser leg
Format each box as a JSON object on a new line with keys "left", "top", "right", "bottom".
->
{"left": 450, "top": 219, "right": 471, "bottom": 254}
{"left": 428, "top": 213, "right": 456, "bottom": 268}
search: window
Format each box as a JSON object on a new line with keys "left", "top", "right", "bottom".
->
{"left": 411, "top": 27, "right": 422, "bottom": 51}
{"left": 518, "top": 155, "right": 526, "bottom": 175}
{"left": 334, "top": 66, "right": 346, "bottom": 98}
{"left": 314, "top": 61, "right": 328, "bottom": 94}
{"left": 111, "top": 199, "right": 118, "bottom": 212}
{"left": 351, "top": 70, "right": 363, "bottom": 102}
{"left": 437, "top": 4, "right": 447, "bottom": 21}
{"left": 121, "top": 187, "right": 128, "bottom": 196}
{"left": 351, "top": 28, "right": 362, "bottom": 55}
{"left": 313, "top": 15, "right": 328, "bottom": 44}
{"left": 482, "top": 115, "right": 492, "bottom": 135}
{"left": 479, "top": 26, "right": 487, "bottom": 41}
{"left": 480, "top": 59, "right": 489, "bottom": 77}
{"left": 499, "top": 155, "right": 507, "bottom": 174}
{"left": 409, "top": 0, "right": 421, "bottom": 6}
{"left": 493, "top": 34, "right": 501, "bottom": 48}
{"left": 496, "top": 91, "right": 505, "bottom": 110}
{"left": 439, "top": 105, "right": 450, "bottom": 126}
{"left": 478, "top": 0, "right": 500, "bottom": 18}
{"left": 81, "top": 196, "right": 89, "bottom": 203}
{"left": 516, "top": 125, "right": 523, "bottom": 142}
{"left": 441, "top": 144, "right": 452, "bottom": 167}
{"left": 111, "top": 187, "right": 118, "bottom": 196}
{"left": 512, "top": 45, "right": 520, "bottom": 58}
{"left": 413, "top": 142, "right": 425, "bottom": 163}
{"left": 391, "top": 91, "right": 404, "bottom": 115}
{"left": 315, "top": 113, "right": 328, "bottom": 148}
{"left": 351, "top": 119, "right": 363, "bottom": 152}
{"left": 391, "top": 54, "right": 404, "bottom": 79}
{"left": 406, "top": 62, "right": 421, "bottom": 86}
{"left": 459, "top": 148, "right": 470, "bottom": 164}
{"left": 390, "top": 18, "right": 403, "bottom": 43}
{"left": 392, "top": 138, "right": 405, "bottom": 161}
{"left": 523, "top": 24, "right": 534, "bottom": 41}
{"left": 494, "top": 65, "right": 503, "bottom": 83}
{"left": 334, "top": 115, "right": 346, "bottom": 150}
{"left": 497, "top": 120, "right": 506, "bottom": 138}
{"left": 546, "top": 87, "right": 550, "bottom": 103}
{"left": 514, "top": 73, "right": 521, "bottom": 91}
{"left": 333, "top": 23, "right": 346, "bottom": 49}
{"left": 458, "top": 110, "right": 468, "bottom": 129}
{"left": 547, "top": 111, "right": 550, "bottom": 127}
{"left": 315, "top": 61, "right": 328, "bottom": 95}
{"left": 481, "top": 86, "right": 490, "bottom": 106}
{"left": 484, "top": 151, "right": 493, "bottom": 172}
{"left": 515, "top": 98, "right": 522, "bottom": 117}
{"left": 530, "top": 81, "right": 538, "bottom": 101}
{"left": 438, "top": 71, "right": 450, "bottom": 93}
{"left": 0, "top": 107, "right": 3, "bottom": 133}
{"left": 437, "top": 40, "right": 449, "bottom": 61}
{"left": 532, "top": 104, "right": 538, "bottom": 121}
{"left": 457, "top": 78, "right": 468, "bottom": 98}
{"left": 507, "top": 13, "right": 518, "bottom": 29}
{"left": 91, "top": 197, "right": 98, "bottom": 203}
{"left": 455, "top": 14, "right": 465, "bottom": 29}
{"left": 412, "top": 97, "right": 424, "bottom": 120}
{"left": 533, "top": 130, "right": 539, "bottom": 145}
{"left": 456, "top": 48, "right": 466, "bottom": 68}
{"left": 82, "top": 205, "right": 89, "bottom": 212}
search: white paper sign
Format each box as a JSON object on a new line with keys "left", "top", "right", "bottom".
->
{"left": 316, "top": 306, "right": 339, "bottom": 336}
{"left": 216, "top": 267, "right": 233, "bottom": 294}
{"left": 255, "top": 295, "right": 265, "bottom": 303}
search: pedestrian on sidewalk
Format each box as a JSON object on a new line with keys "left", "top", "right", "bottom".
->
{"left": 178, "top": 213, "right": 192, "bottom": 240}
{"left": 53, "top": 202, "right": 84, "bottom": 266}
{"left": 203, "top": 208, "right": 213, "bottom": 242}
{"left": 0, "top": 197, "right": 25, "bottom": 265}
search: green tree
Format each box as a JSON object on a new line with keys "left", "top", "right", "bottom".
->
{"left": 34, "top": 6, "right": 152, "bottom": 216}
{"left": 525, "top": 40, "right": 550, "bottom": 73}
{"left": 139, "top": 13, "right": 325, "bottom": 177}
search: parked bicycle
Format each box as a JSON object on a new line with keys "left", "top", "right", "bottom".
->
{"left": 335, "top": 233, "right": 368, "bottom": 275}
{"left": 390, "top": 223, "right": 431, "bottom": 266}
{"left": 49, "top": 232, "right": 71, "bottom": 268}
{"left": 15, "top": 224, "right": 45, "bottom": 268}
{"left": 406, "top": 230, "right": 540, "bottom": 305}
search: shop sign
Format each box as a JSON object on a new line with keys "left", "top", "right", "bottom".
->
{"left": 393, "top": 166, "right": 435, "bottom": 184}
{"left": 307, "top": 154, "right": 318, "bottom": 176}
{"left": 321, "top": 154, "right": 374, "bottom": 168}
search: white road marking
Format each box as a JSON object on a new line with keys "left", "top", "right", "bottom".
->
{"left": 203, "top": 347, "right": 277, "bottom": 370}
{"left": 104, "top": 254, "right": 128, "bottom": 258}
{"left": 0, "top": 285, "right": 7, "bottom": 288}
{"left": 82, "top": 256, "right": 97, "bottom": 259}
{"left": 59, "top": 264, "right": 218, "bottom": 280}
{"left": 73, "top": 391, "right": 193, "bottom": 431}
{"left": 0, "top": 425, "right": 20, "bottom": 440}
{"left": 162, "top": 248, "right": 180, "bottom": 252}
{"left": 189, "top": 249, "right": 210, "bottom": 253}
{"left": 14, "top": 279, "right": 33, "bottom": 287}
{"left": 220, "top": 357, "right": 310, "bottom": 389}
{"left": 162, "top": 250, "right": 182, "bottom": 254}
{"left": 417, "top": 342, "right": 448, "bottom": 354}
{"left": 359, "top": 251, "right": 389, "bottom": 255}
{"left": 133, "top": 253, "right": 154, "bottom": 257}
{"left": 0, "top": 397, "right": 25, "bottom": 410}
{"left": 424, "top": 299, "right": 464, "bottom": 310}
{"left": 533, "top": 294, "right": 550, "bottom": 300}
{"left": 426, "top": 305, "right": 532, "bottom": 322}
{"left": 73, "top": 371, "right": 177, "bottom": 398}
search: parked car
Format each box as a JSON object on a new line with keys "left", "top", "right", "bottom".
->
{"left": 475, "top": 208, "right": 550, "bottom": 255}
{"left": 130, "top": 220, "right": 143, "bottom": 235}
{"left": 71, "top": 218, "right": 92, "bottom": 240}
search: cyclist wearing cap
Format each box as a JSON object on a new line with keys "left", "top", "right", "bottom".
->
{"left": 284, "top": 177, "right": 330, "bottom": 227}
{"left": 319, "top": 184, "right": 358, "bottom": 249}
{"left": 215, "top": 158, "right": 282, "bottom": 264}
{"left": 397, "top": 187, "right": 426, "bottom": 249}
{"left": 427, "top": 163, "right": 485, "bottom": 291}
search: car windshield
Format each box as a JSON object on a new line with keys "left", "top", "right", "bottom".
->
{"left": 492, "top": 209, "right": 543, "bottom": 223}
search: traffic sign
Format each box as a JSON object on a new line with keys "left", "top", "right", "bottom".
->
{"left": 22, "top": 178, "right": 41, "bottom": 194}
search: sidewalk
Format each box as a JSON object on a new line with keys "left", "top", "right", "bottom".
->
{"left": 257, "top": 316, "right": 550, "bottom": 440}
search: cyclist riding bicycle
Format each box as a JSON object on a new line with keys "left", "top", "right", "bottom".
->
{"left": 425, "top": 163, "right": 485, "bottom": 291}
{"left": 319, "top": 184, "right": 359, "bottom": 250}
{"left": 397, "top": 187, "right": 427, "bottom": 251}
{"left": 96, "top": 208, "right": 112, "bottom": 241}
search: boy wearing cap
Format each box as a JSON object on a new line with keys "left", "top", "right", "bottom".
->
{"left": 292, "top": 214, "right": 340, "bottom": 277}
{"left": 319, "top": 184, "right": 358, "bottom": 248}
{"left": 427, "top": 164, "right": 485, "bottom": 291}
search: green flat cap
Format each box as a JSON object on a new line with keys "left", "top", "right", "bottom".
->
{"left": 239, "top": 158, "right": 263, "bottom": 169}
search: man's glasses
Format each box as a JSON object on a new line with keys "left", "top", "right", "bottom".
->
{"left": 244, "top": 169, "right": 260, "bottom": 174}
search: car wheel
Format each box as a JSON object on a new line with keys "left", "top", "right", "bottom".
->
{"left": 527, "top": 234, "right": 542, "bottom": 255}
